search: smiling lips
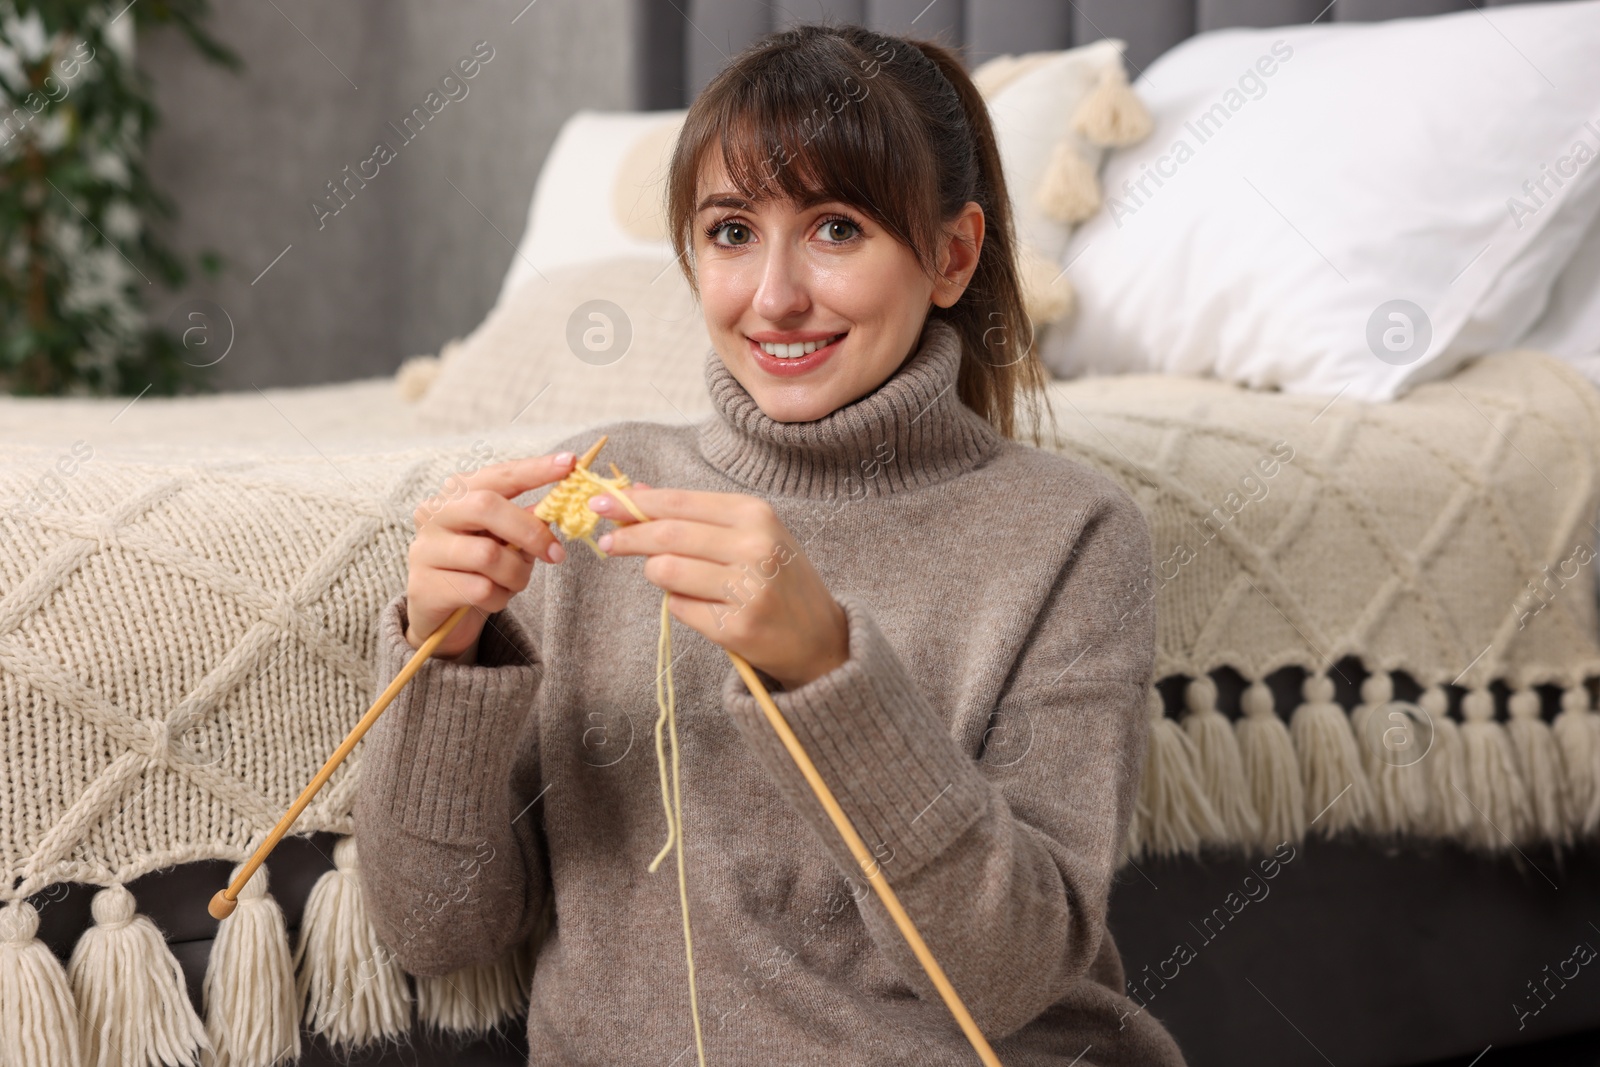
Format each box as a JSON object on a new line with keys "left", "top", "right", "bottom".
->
{"left": 752, "top": 332, "right": 847, "bottom": 359}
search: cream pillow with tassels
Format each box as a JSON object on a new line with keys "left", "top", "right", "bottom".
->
{"left": 971, "top": 39, "right": 1152, "bottom": 332}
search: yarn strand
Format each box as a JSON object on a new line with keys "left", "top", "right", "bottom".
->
{"left": 646, "top": 589, "right": 707, "bottom": 1067}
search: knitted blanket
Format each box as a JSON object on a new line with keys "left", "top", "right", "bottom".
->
{"left": 1029, "top": 351, "right": 1600, "bottom": 864}
{"left": 1, "top": 351, "right": 1597, "bottom": 1065}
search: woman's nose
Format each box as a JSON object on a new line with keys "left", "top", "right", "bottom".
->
{"left": 752, "top": 246, "right": 810, "bottom": 320}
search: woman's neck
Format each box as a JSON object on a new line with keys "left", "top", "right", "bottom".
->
{"left": 696, "top": 317, "right": 1006, "bottom": 500}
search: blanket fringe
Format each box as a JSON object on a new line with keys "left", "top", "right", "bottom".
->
{"left": 1554, "top": 686, "right": 1600, "bottom": 836}
{"left": 0, "top": 899, "right": 81, "bottom": 1067}
{"left": 1417, "top": 686, "right": 1473, "bottom": 838}
{"left": 1235, "top": 681, "right": 1305, "bottom": 850}
{"left": 1127, "top": 688, "right": 1223, "bottom": 860}
{"left": 1507, "top": 688, "right": 1570, "bottom": 849}
{"left": 1352, "top": 673, "right": 1429, "bottom": 836}
{"left": 1181, "top": 677, "right": 1260, "bottom": 845}
{"left": 1458, "top": 689, "right": 1531, "bottom": 850}
{"left": 201, "top": 862, "right": 300, "bottom": 1067}
{"left": 68, "top": 883, "right": 210, "bottom": 1067}
{"left": 1116, "top": 670, "right": 1600, "bottom": 862}
{"left": 1290, "top": 673, "right": 1374, "bottom": 835}
{"left": 294, "top": 835, "right": 412, "bottom": 1048}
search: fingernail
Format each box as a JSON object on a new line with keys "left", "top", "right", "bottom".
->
{"left": 591, "top": 495, "right": 611, "bottom": 511}
{"left": 597, "top": 533, "right": 613, "bottom": 552}
{"left": 555, "top": 451, "right": 574, "bottom": 465}
{"left": 546, "top": 541, "right": 565, "bottom": 563}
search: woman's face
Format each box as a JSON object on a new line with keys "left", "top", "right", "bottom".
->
{"left": 693, "top": 155, "right": 984, "bottom": 423}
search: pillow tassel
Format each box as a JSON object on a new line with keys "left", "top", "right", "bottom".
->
{"left": 1552, "top": 685, "right": 1600, "bottom": 836}
{"left": 1506, "top": 687, "right": 1570, "bottom": 848}
{"left": 415, "top": 944, "right": 529, "bottom": 1036}
{"left": 294, "top": 836, "right": 412, "bottom": 1050}
{"left": 1017, "top": 243, "right": 1076, "bottom": 327}
{"left": 395, "top": 355, "right": 444, "bottom": 403}
{"left": 1352, "top": 672, "right": 1429, "bottom": 836}
{"left": 1071, "top": 61, "right": 1153, "bottom": 148}
{"left": 1289, "top": 673, "right": 1375, "bottom": 835}
{"left": 1235, "top": 681, "right": 1305, "bottom": 851}
{"left": 0, "top": 898, "right": 82, "bottom": 1067}
{"left": 1034, "top": 139, "right": 1103, "bottom": 224}
{"left": 1457, "top": 688, "right": 1532, "bottom": 850}
{"left": 1180, "top": 675, "right": 1261, "bottom": 846}
{"left": 1130, "top": 688, "right": 1223, "bottom": 860}
{"left": 68, "top": 883, "right": 211, "bottom": 1067}
{"left": 201, "top": 862, "right": 301, "bottom": 1067}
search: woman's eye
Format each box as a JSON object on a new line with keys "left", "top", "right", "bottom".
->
{"left": 714, "top": 222, "right": 751, "bottom": 245}
{"left": 820, "top": 218, "right": 859, "bottom": 242}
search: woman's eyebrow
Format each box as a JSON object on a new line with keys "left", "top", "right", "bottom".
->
{"left": 697, "top": 193, "right": 752, "bottom": 213}
{"left": 695, "top": 191, "right": 843, "bottom": 213}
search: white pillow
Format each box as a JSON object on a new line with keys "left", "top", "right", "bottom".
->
{"left": 1519, "top": 206, "right": 1600, "bottom": 371}
{"left": 1041, "top": 1, "right": 1600, "bottom": 401}
{"left": 493, "top": 109, "right": 683, "bottom": 310}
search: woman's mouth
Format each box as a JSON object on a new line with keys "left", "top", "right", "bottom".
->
{"left": 748, "top": 331, "right": 846, "bottom": 376}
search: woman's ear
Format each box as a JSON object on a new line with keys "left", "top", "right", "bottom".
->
{"left": 931, "top": 201, "right": 985, "bottom": 309}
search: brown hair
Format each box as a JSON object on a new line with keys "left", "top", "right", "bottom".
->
{"left": 664, "top": 22, "right": 1057, "bottom": 446}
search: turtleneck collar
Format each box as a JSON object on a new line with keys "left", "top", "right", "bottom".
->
{"left": 695, "top": 316, "right": 1005, "bottom": 500}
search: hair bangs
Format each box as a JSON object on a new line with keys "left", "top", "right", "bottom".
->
{"left": 688, "top": 49, "right": 941, "bottom": 262}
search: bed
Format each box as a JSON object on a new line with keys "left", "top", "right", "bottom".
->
{"left": 5, "top": 2, "right": 1600, "bottom": 1066}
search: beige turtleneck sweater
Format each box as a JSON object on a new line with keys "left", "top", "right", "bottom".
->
{"left": 352, "top": 316, "right": 1189, "bottom": 1066}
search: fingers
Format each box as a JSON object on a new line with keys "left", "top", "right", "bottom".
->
{"left": 595, "top": 482, "right": 653, "bottom": 525}
{"left": 590, "top": 485, "right": 767, "bottom": 529}
{"left": 422, "top": 486, "right": 562, "bottom": 561}
{"left": 599, "top": 517, "right": 769, "bottom": 567}
{"left": 455, "top": 451, "right": 579, "bottom": 508}
{"left": 411, "top": 524, "right": 536, "bottom": 594}
{"left": 638, "top": 553, "right": 732, "bottom": 603}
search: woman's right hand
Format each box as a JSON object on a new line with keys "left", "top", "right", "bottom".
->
{"left": 404, "top": 450, "right": 578, "bottom": 659}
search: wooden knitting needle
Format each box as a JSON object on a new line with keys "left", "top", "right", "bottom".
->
{"left": 207, "top": 439, "right": 611, "bottom": 920}
{"left": 726, "top": 651, "right": 1004, "bottom": 1066}
{"left": 208, "top": 601, "right": 474, "bottom": 920}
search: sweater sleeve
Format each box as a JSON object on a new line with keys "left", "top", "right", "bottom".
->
{"left": 351, "top": 588, "right": 550, "bottom": 978}
{"left": 719, "top": 490, "right": 1155, "bottom": 1043}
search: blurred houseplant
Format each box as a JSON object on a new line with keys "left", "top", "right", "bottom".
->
{"left": 0, "top": 0, "right": 238, "bottom": 396}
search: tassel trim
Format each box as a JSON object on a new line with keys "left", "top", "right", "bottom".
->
{"left": 5, "top": 832, "right": 546, "bottom": 1061}
{"left": 1120, "top": 667, "right": 1600, "bottom": 864}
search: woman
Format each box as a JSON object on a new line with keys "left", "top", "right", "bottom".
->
{"left": 354, "top": 22, "right": 1188, "bottom": 1067}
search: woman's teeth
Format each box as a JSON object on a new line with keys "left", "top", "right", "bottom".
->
{"left": 758, "top": 333, "right": 844, "bottom": 358}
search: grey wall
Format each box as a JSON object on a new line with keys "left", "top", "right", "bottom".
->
{"left": 140, "top": 0, "right": 638, "bottom": 389}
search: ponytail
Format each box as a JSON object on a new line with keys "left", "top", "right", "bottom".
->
{"left": 907, "top": 37, "right": 1056, "bottom": 446}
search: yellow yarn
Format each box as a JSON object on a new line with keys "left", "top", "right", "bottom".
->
{"left": 536, "top": 451, "right": 707, "bottom": 1067}
{"left": 532, "top": 460, "right": 639, "bottom": 556}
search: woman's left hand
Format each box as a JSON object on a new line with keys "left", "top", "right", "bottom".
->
{"left": 588, "top": 485, "right": 849, "bottom": 691}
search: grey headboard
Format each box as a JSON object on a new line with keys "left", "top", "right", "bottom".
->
{"left": 636, "top": 0, "right": 1555, "bottom": 107}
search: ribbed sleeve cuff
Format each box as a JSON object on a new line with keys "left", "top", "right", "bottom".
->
{"left": 362, "top": 592, "right": 540, "bottom": 844}
{"left": 721, "top": 592, "right": 991, "bottom": 885}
